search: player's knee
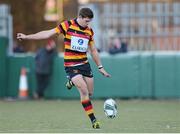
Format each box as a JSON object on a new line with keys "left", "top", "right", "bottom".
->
{"left": 76, "top": 84, "right": 85, "bottom": 90}
{"left": 76, "top": 85, "right": 88, "bottom": 96}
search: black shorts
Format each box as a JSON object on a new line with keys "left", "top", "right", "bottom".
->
{"left": 65, "top": 63, "right": 93, "bottom": 80}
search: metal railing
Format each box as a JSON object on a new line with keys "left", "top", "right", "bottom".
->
{"left": 98, "top": 2, "right": 180, "bottom": 51}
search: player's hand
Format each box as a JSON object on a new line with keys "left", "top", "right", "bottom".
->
{"left": 99, "top": 68, "right": 111, "bottom": 77}
{"left": 17, "top": 33, "right": 27, "bottom": 41}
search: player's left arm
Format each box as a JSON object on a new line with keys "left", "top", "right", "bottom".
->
{"left": 89, "top": 44, "right": 111, "bottom": 77}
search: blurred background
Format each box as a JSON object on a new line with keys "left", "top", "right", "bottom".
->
{"left": 1, "top": 0, "right": 180, "bottom": 53}
{"left": 1, "top": 0, "right": 180, "bottom": 99}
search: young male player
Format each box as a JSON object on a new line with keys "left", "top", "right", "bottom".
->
{"left": 17, "top": 7, "right": 111, "bottom": 129}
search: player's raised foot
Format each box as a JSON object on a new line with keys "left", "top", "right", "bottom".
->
{"left": 65, "top": 80, "right": 74, "bottom": 90}
{"left": 92, "top": 120, "right": 100, "bottom": 129}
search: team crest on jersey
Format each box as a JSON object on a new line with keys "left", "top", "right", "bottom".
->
{"left": 78, "top": 39, "right": 84, "bottom": 45}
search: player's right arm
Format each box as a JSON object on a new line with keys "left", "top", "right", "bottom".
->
{"left": 17, "top": 28, "right": 57, "bottom": 41}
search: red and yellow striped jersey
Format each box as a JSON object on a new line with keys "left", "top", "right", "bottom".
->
{"left": 55, "top": 18, "right": 94, "bottom": 67}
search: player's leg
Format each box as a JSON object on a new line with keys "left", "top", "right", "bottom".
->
{"left": 71, "top": 74, "right": 89, "bottom": 100}
{"left": 83, "top": 76, "right": 100, "bottom": 128}
{"left": 71, "top": 74, "right": 100, "bottom": 129}
{"left": 84, "top": 76, "right": 94, "bottom": 97}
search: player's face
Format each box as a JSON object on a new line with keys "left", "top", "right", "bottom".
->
{"left": 81, "top": 17, "right": 92, "bottom": 27}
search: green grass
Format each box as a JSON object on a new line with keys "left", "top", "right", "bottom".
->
{"left": 0, "top": 99, "right": 180, "bottom": 133}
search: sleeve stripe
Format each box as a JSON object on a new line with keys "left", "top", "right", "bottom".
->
{"left": 64, "top": 21, "right": 69, "bottom": 30}
{"left": 61, "top": 22, "right": 67, "bottom": 32}
{"left": 59, "top": 24, "right": 66, "bottom": 35}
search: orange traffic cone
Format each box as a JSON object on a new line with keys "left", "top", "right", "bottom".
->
{"left": 18, "top": 67, "right": 28, "bottom": 99}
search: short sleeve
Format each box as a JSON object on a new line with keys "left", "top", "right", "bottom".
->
{"left": 55, "top": 20, "right": 71, "bottom": 36}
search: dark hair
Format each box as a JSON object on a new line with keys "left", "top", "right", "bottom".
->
{"left": 79, "top": 7, "right": 94, "bottom": 19}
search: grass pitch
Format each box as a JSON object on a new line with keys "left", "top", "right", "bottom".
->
{"left": 0, "top": 99, "right": 180, "bottom": 133}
